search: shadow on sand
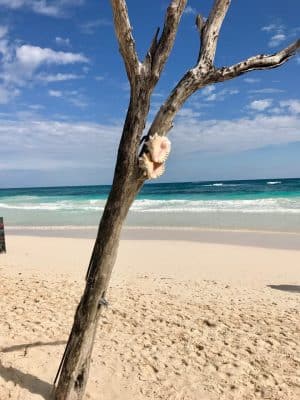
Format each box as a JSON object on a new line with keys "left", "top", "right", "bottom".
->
{"left": 0, "top": 340, "right": 66, "bottom": 399}
{"left": 0, "top": 364, "right": 53, "bottom": 399}
{"left": 1, "top": 340, "right": 66, "bottom": 353}
{"left": 267, "top": 284, "right": 300, "bottom": 293}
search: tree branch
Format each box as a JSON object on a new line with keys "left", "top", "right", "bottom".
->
{"left": 110, "top": 0, "right": 140, "bottom": 86}
{"left": 147, "top": 69, "right": 199, "bottom": 137}
{"left": 147, "top": 39, "right": 300, "bottom": 140}
{"left": 198, "top": 0, "right": 231, "bottom": 67}
{"left": 143, "top": 0, "right": 187, "bottom": 82}
{"left": 195, "top": 14, "right": 206, "bottom": 63}
{"left": 213, "top": 39, "right": 300, "bottom": 82}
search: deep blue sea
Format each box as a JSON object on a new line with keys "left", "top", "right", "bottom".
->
{"left": 1, "top": 178, "right": 300, "bottom": 232}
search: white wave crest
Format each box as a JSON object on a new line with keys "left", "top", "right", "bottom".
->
{"left": 0, "top": 197, "right": 299, "bottom": 214}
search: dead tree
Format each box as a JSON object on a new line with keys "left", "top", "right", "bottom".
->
{"left": 54, "top": 1, "right": 299, "bottom": 398}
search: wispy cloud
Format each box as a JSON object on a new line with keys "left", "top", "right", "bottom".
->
{"left": 280, "top": 99, "right": 300, "bottom": 114}
{"left": 244, "top": 78, "right": 260, "bottom": 84}
{"left": 0, "top": 118, "right": 120, "bottom": 172}
{"left": 0, "top": 86, "right": 20, "bottom": 104}
{"left": 0, "top": 28, "right": 88, "bottom": 103}
{"left": 269, "top": 33, "right": 286, "bottom": 48}
{"left": 261, "top": 22, "right": 299, "bottom": 48}
{"left": 177, "top": 107, "right": 202, "bottom": 119}
{"left": 38, "top": 73, "right": 83, "bottom": 82}
{"left": 55, "top": 36, "right": 71, "bottom": 47}
{"left": 0, "top": 0, "right": 84, "bottom": 17}
{"left": 183, "top": 5, "right": 196, "bottom": 15}
{"left": 172, "top": 114, "right": 300, "bottom": 154}
{"left": 200, "top": 85, "right": 239, "bottom": 102}
{"left": 248, "top": 88, "right": 284, "bottom": 94}
{"left": 49, "top": 89, "right": 63, "bottom": 97}
{"left": 1, "top": 106, "right": 299, "bottom": 183}
{"left": 0, "top": 25, "right": 8, "bottom": 39}
{"left": 1, "top": 112, "right": 299, "bottom": 176}
{"left": 248, "top": 99, "right": 272, "bottom": 111}
{"left": 48, "top": 89, "right": 88, "bottom": 108}
{"left": 80, "top": 19, "right": 112, "bottom": 34}
{"left": 261, "top": 23, "right": 285, "bottom": 33}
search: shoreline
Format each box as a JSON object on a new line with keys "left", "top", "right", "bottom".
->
{"left": 5, "top": 225, "right": 300, "bottom": 250}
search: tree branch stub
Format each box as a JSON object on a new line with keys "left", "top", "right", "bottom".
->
{"left": 198, "top": 0, "right": 231, "bottom": 68}
{"left": 143, "top": 0, "right": 188, "bottom": 84}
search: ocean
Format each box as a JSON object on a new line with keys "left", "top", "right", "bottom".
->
{"left": 0, "top": 178, "right": 300, "bottom": 233}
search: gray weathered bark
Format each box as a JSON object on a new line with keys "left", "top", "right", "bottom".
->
{"left": 54, "top": 0, "right": 299, "bottom": 398}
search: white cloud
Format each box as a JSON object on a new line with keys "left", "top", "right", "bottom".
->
{"left": 16, "top": 45, "right": 88, "bottom": 69}
{"left": 201, "top": 85, "right": 215, "bottom": 96}
{"left": 1, "top": 112, "right": 300, "bottom": 179}
{"left": 203, "top": 87, "right": 239, "bottom": 102}
{"left": 280, "top": 100, "right": 300, "bottom": 114}
{"left": 269, "top": 33, "right": 286, "bottom": 48}
{"left": 0, "top": 118, "right": 120, "bottom": 172}
{"left": 261, "top": 22, "right": 299, "bottom": 48}
{"left": 0, "top": 86, "right": 20, "bottom": 104}
{"left": 55, "top": 36, "right": 71, "bottom": 47}
{"left": 80, "top": 19, "right": 111, "bottom": 34}
{"left": 0, "top": 31, "right": 89, "bottom": 103}
{"left": 0, "top": 0, "right": 84, "bottom": 17}
{"left": 261, "top": 24, "right": 284, "bottom": 33}
{"left": 48, "top": 89, "right": 88, "bottom": 107}
{"left": 0, "top": 25, "right": 8, "bottom": 39}
{"left": 249, "top": 88, "right": 284, "bottom": 94}
{"left": 38, "top": 73, "right": 82, "bottom": 82}
{"left": 177, "top": 107, "right": 201, "bottom": 119}
{"left": 244, "top": 78, "right": 260, "bottom": 84}
{"left": 248, "top": 99, "right": 272, "bottom": 111}
{"left": 48, "top": 90, "right": 62, "bottom": 97}
{"left": 28, "top": 104, "right": 45, "bottom": 110}
{"left": 183, "top": 5, "right": 196, "bottom": 15}
{"left": 172, "top": 114, "right": 300, "bottom": 154}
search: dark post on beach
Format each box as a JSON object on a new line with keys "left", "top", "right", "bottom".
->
{"left": 0, "top": 217, "right": 6, "bottom": 253}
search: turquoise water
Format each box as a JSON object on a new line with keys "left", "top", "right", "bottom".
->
{"left": 1, "top": 178, "right": 300, "bottom": 232}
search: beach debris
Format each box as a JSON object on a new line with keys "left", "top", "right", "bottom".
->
{"left": 139, "top": 133, "right": 171, "bottom": 179}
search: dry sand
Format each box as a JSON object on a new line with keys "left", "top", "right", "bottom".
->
{"left": 0, "top": 234, "right": 299, "bottom": 399}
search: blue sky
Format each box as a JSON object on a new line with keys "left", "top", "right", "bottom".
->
{"left": 0, "top": 0, "right": 299, "bottom": 188}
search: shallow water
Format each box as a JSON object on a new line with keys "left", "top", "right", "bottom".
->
{"left": 1, "top": 178, "right": 300, "bottom": 232}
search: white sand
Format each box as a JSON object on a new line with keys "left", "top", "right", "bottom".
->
{"left": 0, "top": 235, "right": 299, "bottom": 399}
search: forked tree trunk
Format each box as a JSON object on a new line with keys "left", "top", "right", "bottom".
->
{"left": 53, "top": 1, "right": 299, "bottom": 399}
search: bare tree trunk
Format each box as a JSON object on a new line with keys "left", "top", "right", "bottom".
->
{"left": 53, "top": 182, "right": 141, "bottom": 400}
{"left": 54, "top": 94, "right": 148, "bottom": 399}
{"left": 53, "top": 1, "right": 299, "bottom": 399}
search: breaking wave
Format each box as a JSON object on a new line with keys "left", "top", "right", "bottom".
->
{"left": 0, "top": 197, "right": 299, "bottom": 214}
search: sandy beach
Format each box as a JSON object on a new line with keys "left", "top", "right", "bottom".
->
{"left": 0, "top": 231, "right": 299, "bottom": 399}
